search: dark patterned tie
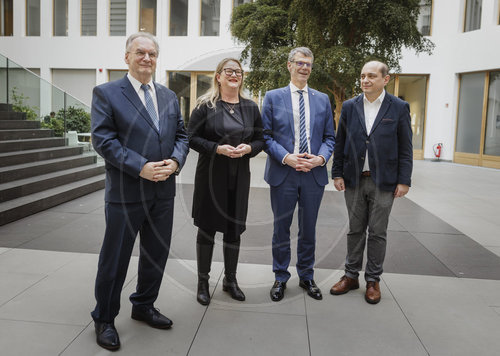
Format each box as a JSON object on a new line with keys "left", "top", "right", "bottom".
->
{"left": 298, "top": 90, "right": 308, "bottom": 153}
{"left": 141, "top": 84, "right": 159, "bottom": 131}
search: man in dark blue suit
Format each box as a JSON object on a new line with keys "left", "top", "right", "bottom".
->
{"left": 90, "top": 32, "right": 189, "bottom": 350}
{"left": 262, "top": 47, "right": 335, "bottom": 302}
{"left": 330, "top": 61, "right": 412, "bottom": 304}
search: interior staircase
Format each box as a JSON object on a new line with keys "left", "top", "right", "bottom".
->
{"left": 0, "top": 103, "right": 105, "bottom": 225}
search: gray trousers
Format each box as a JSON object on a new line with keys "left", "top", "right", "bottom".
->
{"left": 344, "top": 176, "right": 394, "bottom": 282}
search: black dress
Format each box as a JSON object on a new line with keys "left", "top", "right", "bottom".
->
{"left": 188, "top": 98, "right": 265, "bottom": 235}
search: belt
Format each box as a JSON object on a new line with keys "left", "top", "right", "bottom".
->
{"left": 361, "top": 171, "right": 371, "bottom": 177}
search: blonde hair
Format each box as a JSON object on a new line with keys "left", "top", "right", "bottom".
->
{"left": 196, "top": 58, "right": 247, "bottom": 109}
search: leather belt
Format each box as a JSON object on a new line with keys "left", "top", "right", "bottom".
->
{"left": 361, "top": 171, "right": 371, "bottom": 177}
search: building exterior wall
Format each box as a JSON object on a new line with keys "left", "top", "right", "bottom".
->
{"left": 0, "top": 0, "right": 499, "bottom": 164}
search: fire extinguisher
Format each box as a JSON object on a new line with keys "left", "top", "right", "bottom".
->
{"left": 433, "top": 143, "right": 442, "bottom": 161}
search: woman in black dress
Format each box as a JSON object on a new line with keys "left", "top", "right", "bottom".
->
{"left": 188, "top": 58, "right": 265, "bottom": 305}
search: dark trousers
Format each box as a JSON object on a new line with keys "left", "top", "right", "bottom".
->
{"left": 270, "top": 169, "right": 324, "bottom": 282}
{"left": 91, "top": 198, "right": 174, "bottom": 323}
{"left": 344, "top": 176, "right": 394, "bottom": 282}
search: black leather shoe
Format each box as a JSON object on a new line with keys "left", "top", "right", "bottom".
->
{"left": 299, "top": 279, "right": 323, "bottom": 300}
{"left": 197, "top": 278, "right": 211, "bottom": 305}
{"left": 222, "top": 276, "right": 246, "bottom": 301}
{"left": 131, "top": 306, "right": 173, "bottom": 329}
{"left": 270, "top": 280, "right": 286, "bottom": 302}
{"left": 95, "top": 321, "right": 120, "bottom": 351}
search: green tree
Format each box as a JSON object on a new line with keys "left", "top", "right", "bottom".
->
{"left": 231, "top": 0, "right": 434, "bottom": 122}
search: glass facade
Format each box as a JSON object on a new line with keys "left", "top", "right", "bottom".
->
{"left": 81, "top": 0, "right": 97, "bottom": 36}
{"left": 53, "top": 0, "right": 68, "bottom": 36}
{"left": 464, "top": 0, "right": 482, "bottom": 32}
{"left": 26, "top": 0, "right": 40, "bottom": 36}
{"left": 398, "top": 76, "right": 427, "bottom": 151}
{"left": 456, "top": 73, "right": 485, "bottom": 154}
{"left": 168, "top": 71, "right": 191, "bottom": 123}
{"left": 201, "top": 0, "right": 220, "bottom": 36}
{"left": 139, "top": 0, "right": 156, "bottom": 35}
{"left": 0, "top": 0, "right": 13, "bottom": 36}
{"left": 484, "top": 71, "right": 500, "bottom": 156}
{"left": 110, "top": 0, "right": 126, "bottom": 36}
{"left": 169, "top": 0, "right": 188, "bottom": 36}
{"left": 233, "top": 0, "right": 252, "bottom": 6}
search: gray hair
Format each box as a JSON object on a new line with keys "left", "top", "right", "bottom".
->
{"left": 125, "top": 32, "right": 160, "bottom": 55}
{"left": 288, "top": 47, "right": 314, "bottom": 62}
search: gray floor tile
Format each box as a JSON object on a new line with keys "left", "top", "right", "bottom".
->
{"left": 0, "top": 271, "right": 45, "bottom": 306}
{"left": 0, "top": 253, "right": 137, "bottom": 326}
{"left": 50, "top": 190, "right": 105, "bottom": 214}
{"left": 383, "top": 273, "right": 500, "bottom": 356}
{"left": 0, "top": 247, "right": 9, "bottom": 254}
{"left": 209, "top": 263, "right": 306, "bottom": 315}
{"left": 412, "top": 232, "right": 500, "bottom": 279}
{"left": 0, "top": 319, "right": 84, "bottom": 356}
{"left": 189, "top": 308, "right": 309, "bottom": 356}
{"left": 0, "top": 248, "right": 78, "bottom": 275}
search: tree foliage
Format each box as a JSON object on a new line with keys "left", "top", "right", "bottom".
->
{"left": 231, "top": 0, "right": 434, "bottom": 120}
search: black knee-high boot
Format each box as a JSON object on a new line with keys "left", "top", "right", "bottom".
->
{"left": 196, "top": 242, "right": 214, "bottom": 305}
{"left": 222, "top": 239, "right": 245, "bottom": 301}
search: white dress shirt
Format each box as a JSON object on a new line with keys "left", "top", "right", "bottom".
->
{"left": 363, "top": 90, "right": 385, "bottom": 172}
{"left": 290, "top": 82, "right": 311, "bottom": 154}
{"left": 127, "top": 73, "right": 159, "bottom": 118}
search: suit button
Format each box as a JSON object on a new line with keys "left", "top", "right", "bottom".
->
{"left": 361, "top": 157, "right": 364, "bottom": 160}
{"left": 366, "top": 140, "right": 369, "bottom": 144}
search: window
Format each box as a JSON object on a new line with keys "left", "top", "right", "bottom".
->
{"left": 139, "top": 0, "right": 156, "bottom": 35}
{"left": 200, "top": 0, "right": 220, "bottom": 36}
{"left": 168, "top": 72, "right": 191, "bottom": 123}
{"left": 108, "top": 70, "right": 128, "bottom": 82}
{"left": 416, "top": 0, "right": 432, "bottom": 36}
{"left": 53, "top": 0, "right": 68, "bottom": 36}
{"left": 456, "top": 73, "right": 485, "bottom": 154}
{"left": 26, "top": 0, "right": 40, "bottom": 36}
{"left": 464, "top": 0, "right": 482, "bottom": 32}
{"left": 169, "top": 0, "right": 188, "bottom": 36}
{"left": 81, "top": 0, "right": 97, "bottom": 36}
{"left": 233, "top": 0, "right": 251, "bottom": 6}
{"left": 0, "top": 0, "right": 13, "bottom": 36}
{"left": 484, "top": 71, "right": 500, "bottom": 156}
{"left": 110, "top": 0, "right": 126, "bottom": 36}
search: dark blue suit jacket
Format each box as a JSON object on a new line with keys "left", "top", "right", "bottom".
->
{"left": 332, "top": 92, "right": 413, "bottom": 192}
{"left": 262, "top": 86, "right": 335, "bottom": 187}
{"left": 91, "top": 76, "right": 189, "bottom": 203}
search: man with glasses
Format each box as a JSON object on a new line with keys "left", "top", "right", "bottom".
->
{"left": 90, "top": 32, "right": 189, "bottom": 350}
{"left": 262, "top": 47, "right": 335, "bottom": 302}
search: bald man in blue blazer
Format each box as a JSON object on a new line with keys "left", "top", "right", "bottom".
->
{"left": 90, "top": 32, "right": 188, "bottom": 351}
{"left": 263, "top": 47, "right": 335, "bottom": 302}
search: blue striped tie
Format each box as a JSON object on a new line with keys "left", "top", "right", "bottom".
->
{"left": 141, "top": 84, "right": 159, "bottom": 131}
{"left": 298, "top": 90, "right": 308, "bottom": 154}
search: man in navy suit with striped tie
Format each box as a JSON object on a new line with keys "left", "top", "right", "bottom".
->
{"left": 262, "top": 47, "right": 335, "bottom": 302}
{"left": 90, "top": 32, "right": 188, "bottom": 350}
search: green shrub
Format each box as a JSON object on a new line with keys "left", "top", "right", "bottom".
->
{"left": 41, "top": 106, "right": 90, "bottom": 137}
{"left": 10, "top": 87, "right": 39, "bottom": 121}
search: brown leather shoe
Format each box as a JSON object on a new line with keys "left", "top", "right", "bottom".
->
{"left": 365, "top": 281, "right": 381, "bottom": 304}
{"left": 330, "top": 275, "right": 359, "bottom": 295}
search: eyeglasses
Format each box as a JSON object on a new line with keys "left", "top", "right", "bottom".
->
{"left": 222, "top": 68, "right": 244, "bottom": 77}
{"left": 291, "top": 60, "right": 313, "bottom": 68}
{"left": 132, "top": 50, "right": 158, "bottom": 59}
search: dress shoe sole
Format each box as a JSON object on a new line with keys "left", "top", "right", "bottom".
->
{"left": 131, "top": 314, "right": 173, "bottom": 329}
{"left": 365, "top": 295, "right": 381, "bottom": 304}
{"left": 96, "top": 339, "right": 120, "bottom": 351}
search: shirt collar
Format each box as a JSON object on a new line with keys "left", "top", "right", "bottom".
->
{"left": 363, "top": 89, "right": 385, "bottom": 105}
{"left": 127, "top": 73, "right": 155, "bottom": 94}
{"left": 289, "top": 82, "right": 309, "bottom": 94}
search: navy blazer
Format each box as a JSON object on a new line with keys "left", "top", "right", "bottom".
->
{"left": 91, "top": 76, "right": 189, "bottom": 203}
{"left": 332, "top": 92, "right": 413, "bottom": 192}
{"left": 262, "top": 86, "right": 335, "bottom": 187}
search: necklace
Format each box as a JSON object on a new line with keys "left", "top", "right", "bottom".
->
{"left": 223, "top": 101, "right": 237, "bottom": 114}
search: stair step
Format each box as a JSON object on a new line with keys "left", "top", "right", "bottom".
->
{"left": 0, "top": 162, "right": 105, "bottom": 202}
{"left": 0, "top": 146, "right": 84, "bottom": 167}
{"left": 0, "top": 129, "right": 53, "bottom": 140}
{"left": 0, "top": 174, "right": 105, "bottom": 226}
{"left": 0, "top": 137, "right": 67, "bottom": 152}
{"left": 0, "top": 120, "right": 40, "bottom": 129}
{"left": 0, "top": 112, "right": 26, "bottom": 120}
{"left": 0, "top": 104, "right": 13, "bottom": 111}
{"left": 0, "top": 153, "right": 97, "bottom": 183}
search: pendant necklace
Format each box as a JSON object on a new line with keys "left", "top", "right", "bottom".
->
{"left": 223, "top": 101, "right": 236, "bottom": 114}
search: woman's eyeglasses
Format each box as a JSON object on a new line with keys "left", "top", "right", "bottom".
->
{"left": 222, "top": 68, "right": 244, "bottom": 77}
